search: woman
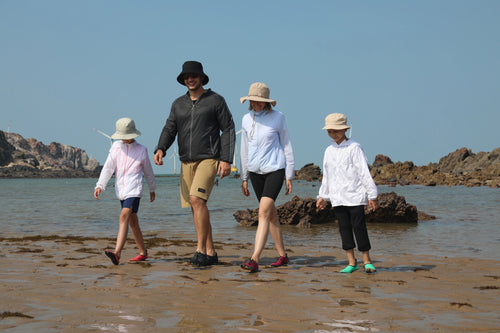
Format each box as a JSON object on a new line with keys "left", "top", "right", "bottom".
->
{"left": 239, "top": 82, "right": 295, "bottom": 272}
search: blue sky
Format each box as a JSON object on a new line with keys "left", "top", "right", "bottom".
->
{"left": 1, "top": 1, "right": 499, "bottom": 174}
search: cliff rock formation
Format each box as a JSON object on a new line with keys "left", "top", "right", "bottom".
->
{"left": 0, "top": 131, "right": 101, "bottom": 178}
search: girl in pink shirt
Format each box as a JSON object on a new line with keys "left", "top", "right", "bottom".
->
{"left": 94, "top": 118, "right": 156, "bottom": 265}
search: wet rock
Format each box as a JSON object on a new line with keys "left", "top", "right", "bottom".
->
{"left": 365, "top": 192, "right": 418, "bottom": 223}
{"left": 294, "top": 163, "right": 322, "bottom": 182}
{"left": 233, "top": 192, "right": 430, "bottom": 227}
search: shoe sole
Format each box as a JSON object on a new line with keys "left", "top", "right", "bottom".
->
{"left": 270, "top": 262, "right": 289, "bottom": 267}
{"left": 105, "top": 250, "right": 119, "bottom": 265}
{"left": 130, "top": 256, "right": 148, "bottom": 262}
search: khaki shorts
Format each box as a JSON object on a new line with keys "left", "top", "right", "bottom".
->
{"left": 180, "top": 159, "right": 218, "bottom": 208}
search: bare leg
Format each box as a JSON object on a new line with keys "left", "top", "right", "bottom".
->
{"left": 129, "top": 212, "right": 147, "bottom": 255}
{"left": 362, "top": 251, "right": 372, "bottom": 265}
{"left": 251, "top": 197, "right": 282, "bottom": 262}
{"left": 114, "top": 207, "right": 132, "bottom": 258}
{"left": 266, "top": 198, "right": 286, "bottom": 257}
{"left": 346, "top": 248, "right": 357, "bottom": 266}
{"left": 190, "top": 195, "right": 215, "bottom": 256}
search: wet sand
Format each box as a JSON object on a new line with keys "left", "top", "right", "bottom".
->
{"left": 1, "top": 235, "right": 499, "bottom": 332}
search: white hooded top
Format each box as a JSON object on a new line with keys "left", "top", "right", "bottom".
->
{"left": 96, "top": 140, "right": 156, "bottom": 200}
{"left": 317, "top": 139, "right": 377, "bottom": 206}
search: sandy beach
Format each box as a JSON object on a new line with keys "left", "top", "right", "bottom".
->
{"left": 1, "top": 234, "right": 499, "bottom": 332}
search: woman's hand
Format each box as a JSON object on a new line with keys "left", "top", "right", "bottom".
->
{"left": 285, "top": 179, "right": 292, "bottom": 195}
{"left": 241, "top": 180, "right": 250, "bottom": 197}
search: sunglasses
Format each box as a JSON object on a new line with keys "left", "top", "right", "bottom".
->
{"left": 183, "top": 73, "right": 200, "bottom": 80}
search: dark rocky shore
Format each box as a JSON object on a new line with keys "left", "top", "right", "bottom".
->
{"left": 2, "top": 130, "right": 498, "bottom": 187}
{"left": 0, "top": 130, "right": 101, "bottom": 178}
{"left": 295, "top": 147, "right": 500, "bottom": 188}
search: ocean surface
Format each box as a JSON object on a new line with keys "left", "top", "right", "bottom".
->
{"left": 1, "top": 176, "right": 499, "bottom": 260}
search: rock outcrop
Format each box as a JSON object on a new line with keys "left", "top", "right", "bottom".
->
{"left": 294, "top": 163, "right": 322, "bottom": 182}
{"left": 233, "top": 192, "right": 433, "bottom": 227}
{"left": 0, "top": 131, "right": 101, "bottom": 178}
{"left": 371, "top": 148, "right": 500, "bottom": 187}
{"left": 293, "top": 147, "right": 500, "bottom": 187}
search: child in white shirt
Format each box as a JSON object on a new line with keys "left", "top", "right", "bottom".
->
{"left": 316, "top": 113, "right": 378, "bottom": 273}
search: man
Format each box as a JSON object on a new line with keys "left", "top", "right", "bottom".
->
{"left": 154, "top": 61, "right": 235, "bottom": 266}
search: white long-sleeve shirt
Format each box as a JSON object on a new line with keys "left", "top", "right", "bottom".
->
{"left": 318, "top": 139, "right": 377, "bottom": 207}
{"left": 96, "top": 140, "right": 156, "bottom": 200}
{"left": 240, "top": 109, "right": 295, "bottom": 180}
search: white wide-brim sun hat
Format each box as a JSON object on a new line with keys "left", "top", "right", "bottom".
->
{"left": 111, "top": 117, "right": 141, "bottom": 140}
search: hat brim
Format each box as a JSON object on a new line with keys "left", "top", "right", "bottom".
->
{"left": 322, "top": 125, "right": 350, "bottom": 130}
{"left": 111, "top": 131, "right": 141, "bottom": 140}
{"left": 240, "top": 96, "right": 277, "bottom": 106}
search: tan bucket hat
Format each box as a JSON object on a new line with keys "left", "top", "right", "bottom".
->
{"left": 111, "top": 117, "right": 141, "bottom": 140}
{"left": 240, "top": 82, "right": 277, "bottom": 106}
{"left": 323, "top": 113, "right": 351, "bottom": 130}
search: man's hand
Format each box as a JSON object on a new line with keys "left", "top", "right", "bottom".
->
{"left": 217, "top": 161, "right": 231, "bottom": 179}
{"left": 154, "top": 150, "right": 164, "bottom": 165}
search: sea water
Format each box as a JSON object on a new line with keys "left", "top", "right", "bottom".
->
{"left": 0, "top": 177, "right": 499, "bottom": 260}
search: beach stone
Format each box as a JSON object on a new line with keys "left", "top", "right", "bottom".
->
{"left": 233, "top": 192, "right": 427, "bottom": 227}
{"left": 294, "top": 163, "right": 322, "bottom": 182}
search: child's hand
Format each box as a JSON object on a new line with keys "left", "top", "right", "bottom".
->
{"left": 368, "top": 199, "right": 378, "bottom": 212}
{"left": 94, "top": 188, "right": 102, "bottom": 200}
{"left": 316, "top": 198, "right": 326, "bottom": 210}
{"left": 150, "top": 192, "right": 156, "bottom": 202}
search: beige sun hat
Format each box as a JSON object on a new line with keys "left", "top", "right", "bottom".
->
{"left": 240, "top": 82, "right": 277, "bottom": 106}
{"left": 323, "top": 113, "right": 351, "bottom": 130}
{"left": 111, "top": 117, "right": 141, "bottom": 140}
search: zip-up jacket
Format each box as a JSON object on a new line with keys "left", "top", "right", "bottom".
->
{"left": 96, "top": 140, "right": 156, "bottom": 200}
{"left": 155, "top": 89, "right": 235, "bottom": 163}
{"left": 240, "top": 109, "right": 295, "bottom": 180}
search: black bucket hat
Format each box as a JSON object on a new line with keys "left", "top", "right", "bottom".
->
{"left": 176, "top": 61, "right": 209, "bottom": 86}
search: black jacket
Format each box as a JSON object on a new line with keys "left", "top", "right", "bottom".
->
{"left": 156, "top": 89, "right": 235, "bottom": 163}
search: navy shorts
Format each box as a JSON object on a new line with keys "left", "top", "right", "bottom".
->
{"left": 249, "top": 169, "right": 285, "bottom": 202}
{"left": 120, "top": 197, "right": 141, "bottom": 213}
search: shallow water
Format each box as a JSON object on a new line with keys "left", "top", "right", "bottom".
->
{"left": 0, "top": 177, "right": 499, "bottom": 260}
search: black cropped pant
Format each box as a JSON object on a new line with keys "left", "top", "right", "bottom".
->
{"left": 334, "top": 205, "right": 371, "bottom": 252}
